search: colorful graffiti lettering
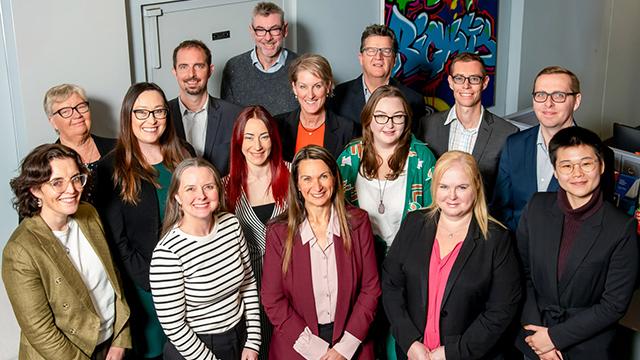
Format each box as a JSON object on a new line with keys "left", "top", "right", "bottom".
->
{"left": 385, "top": 0, "right": 499, "bottom": 112}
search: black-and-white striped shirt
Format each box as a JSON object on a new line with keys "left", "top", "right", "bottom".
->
{"left": 150, "top": 212, "right": 261, "bottom": 359}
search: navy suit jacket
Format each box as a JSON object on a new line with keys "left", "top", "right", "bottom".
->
{"left": 491, "top": 125, "right": 559, "bottom": 231}
{"left": 168, "top": 95, "right": 242, "bottom": 175}
{"left": 330, "top": 75, "right": 426, "bottom": 135}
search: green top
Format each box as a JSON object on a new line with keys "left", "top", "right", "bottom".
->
{"left": 153, "top": 162, "right": 172, "bottom": 222}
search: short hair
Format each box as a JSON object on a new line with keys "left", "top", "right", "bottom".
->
{"left": 288, "top": 53, "right": 335, "bottom": 95}
{"left": 172, "top": 39, "right": 212, "bottom": 68}
{"left": 548, "top": 126, "right": 605, "bottom": 166}
{"left": 10, "top": 143, "right": 88, "bottom": 218}
{"left": 449, "top": 52, "right": 487, "bottom": 76}
{"left": 533, "top": 66, "right": 581, "bottom": 93}
{"left": 252, "top": 2, "right": 284, "bottom": 22}
{"left": 43, "top": 84, "right": 87, "bottom": 117}
{"left": 359, "top": 24, "right": 398, "bottom": 54}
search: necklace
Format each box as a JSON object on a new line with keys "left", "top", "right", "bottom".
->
{"left": 376, "top": 178, "right": 388, "bottom": 214}
{"left": 299, "top": 120, "right": 326, "bottom": 135}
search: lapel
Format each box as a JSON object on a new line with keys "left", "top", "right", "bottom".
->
{"left": 540, "top": 204, "right": 563, "bottom": 302}
{"left": 522, "top": 126, "right": 540, "bottom": 194}
{"left": 350, "top": 76, "right": 366, "bottom": 117}
{"left": 204, "top": 95, "right": 222, "bottom": 159}
{"left": 169, "top": 98, "right": 186, "bottom": 140}
{"left": 332, "top": 232, "right": 353, "bottom": 342}
{"left": 471, "top": 111, "right": 493, "bottom": 160}
{"left": 430, "top": 112, "right": 450, "bottom": 155}
{"left": 440, "top": 218, "right": 479, "bottom": 310}
{"left": 291, "top": 231, "right": 320, "bottom": 334}
{"left": 323, "top": 110, "right": 340, "bottom": 157}
{"left": 557, "top": 205, "right": 604, "bottom": 295}
{"left": 27, "top": 215, "right": 98, "bottom": 316}
{"left": 420, "top": 214, "right": 438, "bottom": 310}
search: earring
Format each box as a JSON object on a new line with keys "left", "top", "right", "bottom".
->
{"left": 36, "top": 198, "right": 42, "bottom": 208}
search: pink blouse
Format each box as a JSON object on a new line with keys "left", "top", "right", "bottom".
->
{"left": 423, "top": 238, "right": 464, "bottom": 351}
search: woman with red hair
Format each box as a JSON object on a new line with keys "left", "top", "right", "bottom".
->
{"left": 224, "top": 105, "right": 290, "bottom": 359}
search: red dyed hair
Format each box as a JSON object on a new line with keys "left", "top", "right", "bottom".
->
{"left": 226, "top": 105, "right": 290, "bottom": 211}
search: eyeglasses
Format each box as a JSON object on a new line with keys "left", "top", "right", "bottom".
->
{"left": 532, "top": 91, "right": 578, "bottom": 103}
{"left": 53, "top": 102, "right": 90, "bottom": 118}
{"left": 252, "top": 26, "right": 283, "bottom": 37}
{"left": 361, "top": 47, "right": 394, "bottom": 57}
{"left": 132, "top": 109, "right": 168, "bottom": 120}
{"left": 46, "top": 173, "right": 88, "bottom": 193}
{"left": 451, "top": 75, "right": 485, "bottom": 85}
{"left": 556, "top": 159, "right": 599, "bottom": 175}
{"left": 373, "top": 114, "right": 406, "bottom": 125}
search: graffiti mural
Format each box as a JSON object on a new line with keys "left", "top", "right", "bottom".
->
{"left": 385, "top": 0, "right": 499, "bottom": 113}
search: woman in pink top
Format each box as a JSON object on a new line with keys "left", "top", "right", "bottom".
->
{"left": 382, "top": 151, "right": 521, "bottom": 360}
{"left": 261, "top": 145, "right": 381, "bottom": 359}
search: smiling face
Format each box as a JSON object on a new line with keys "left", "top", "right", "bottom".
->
{"left": 533, "top": 73, "right": 581, "bottom": 131}
{"left": 448, "top": 60, "right": 488, "bottom": 109}
{"left": 435, "top": 162, "right": 476, "bottom": 219}
{"left": 175, "top": 166, "right": 219, "bottom": 223}
{"left": 242, "top": 117, "right": 272, "bottom": 167}
{"left": 49, "top": 92, "right": 91, "bottom": 140}
{"left": 251, "top": 13, "right": 287, "bottom": 62}
{"left": 31, "top": 157, "right": 82, "bottom": 228}
{"left": 358, "top": 35, "right": 395, "bottom": 81}
{"left": 554, "top": 144, "right": 603, "bottom": 209}
{"left": 370, "top": 96, "right": 406, "bottom": 148}
{"left": 131, "top": 90, "right": 167, "bottom": 146}
{"left": 172, "top": 46, "right": 213, "bottom": 97}
{"left": 297, "top": 159, "right": 334, "bottom": 210}
{"left": 292, "top": 70, "right": 330, "bottom": 116}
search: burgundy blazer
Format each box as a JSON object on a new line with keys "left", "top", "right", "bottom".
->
{"left": 261, "top": 207, "right": 380, "bottom": 359}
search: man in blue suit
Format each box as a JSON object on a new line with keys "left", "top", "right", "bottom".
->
{"left": 492, "top": 66, "right": 582, "bottom": 231}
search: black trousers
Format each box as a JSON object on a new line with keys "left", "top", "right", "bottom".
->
{"left": 163, "top": 321, "right": 247, "bottom": 360}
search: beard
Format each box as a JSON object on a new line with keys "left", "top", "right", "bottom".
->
{"left": 183, "top": 77, "right": 208, "bottom": 96}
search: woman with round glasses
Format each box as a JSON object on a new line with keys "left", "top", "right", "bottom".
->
{"left": 44, "top": 84, "right": 117, "bottom": 204}
{"left": 276, "top": 53, "right": 355, "bottom": 161}
{"left": 516, "top": 127, "right": 638, "bottom": 360}
{"left": 3, "top": 144, "right": 130, "bottom": 359}
{"left": 97, "top": 82, "right": 193, "bottom": 359}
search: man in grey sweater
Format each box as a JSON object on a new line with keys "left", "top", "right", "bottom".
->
{"left": 221, "top": 2, "right": 298, "bottom": 116}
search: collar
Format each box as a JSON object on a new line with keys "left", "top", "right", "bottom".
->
{"left": 557, "top": 186, "right": 603, "bottom": 221}
{"left": 536, "top": 126, "right": 547, "bottom": 149}
{"left": 251, "top": 48, "right": 288, "bottom": 72}
{"left": 443, "top": 104, "right": 484, "bottom": 130}
{"left": 361, "top": 75, "right": 389, "bottom": 99}
{"left": 299, "top": 206, "right": 341, "bottom": 245}
{"left": 178, "top": 95, "right": 209, "bottom": 116}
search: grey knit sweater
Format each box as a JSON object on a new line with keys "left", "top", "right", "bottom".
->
{"left": 220, "top": 49, "right": 298, "bottom": 116}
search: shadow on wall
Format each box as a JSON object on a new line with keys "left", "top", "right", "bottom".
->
{"left": 88, "top": 97, "right": 119, "bottom": 138}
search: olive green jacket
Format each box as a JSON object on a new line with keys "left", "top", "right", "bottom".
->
{"left": 2, "top": 203, "right": 131, "bottom": 359}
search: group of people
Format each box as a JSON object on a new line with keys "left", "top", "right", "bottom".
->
{"left": 3, "top": 2, "right": 639, "bottom": 360}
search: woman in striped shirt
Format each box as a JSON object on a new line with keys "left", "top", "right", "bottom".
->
{"left": 224, "top": 105, "right": 290, "bottom": 359}
{"left": 150, "top": 158, "right": 261, "bottom": 360}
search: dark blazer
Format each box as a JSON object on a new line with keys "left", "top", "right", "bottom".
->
{"left": 416, "top": 109, "right": 518, "bottom": 198}
{"left": 382, "top": 210, "right": 521, "bottom": 360}
{"left": 491, "top": 125, "right": 559, "bottom": 231}
{"left": 95, "top": 151, "right": 162, "bottom": 291}
{"left": 516, "top": 192, "right": 638, "bottom": 359}
{"left": 261, "top": 207, "right": 381, "bottom": 359}
{"left": 168, "top": 95, "right": 242, "bottom": 175}
{"left": 275, "top": 108, "right": 355, "bottom": 162}
{"left": 330, "top": 75, "right": 426, "bottom": 135}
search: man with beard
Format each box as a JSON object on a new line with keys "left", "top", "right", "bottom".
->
{"left": 221, "top": 2, "right": 298, "bottom": 116}
{"left": 168, "top": 39, "right": 242, "bottom": 175}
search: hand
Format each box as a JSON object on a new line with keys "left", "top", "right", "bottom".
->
{"left": 539, "top": 349, "right": 563, "bottom": 360}
{"left": 105, "top": 346, "right": 125, "bottom": 360}
{"left": 320, "top": 348, "right": 346, "bottom": 360}
{"left": 524, "top": 324, "right": 556, "bottom": 356}
{"left": 407, "top": 341, "right": 430, "bottom": 360}
{"left": 241, "top": 348, "right": 259, "bottom": 360}
{"left": 429, "top": 346, "right": 446, "bottom": 360}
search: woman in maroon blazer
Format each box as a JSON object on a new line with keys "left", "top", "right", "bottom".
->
{"left": 261, "top": 145, "right": 381, "bottom": 360}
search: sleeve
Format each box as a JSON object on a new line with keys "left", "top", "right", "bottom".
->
{"left": 2, "top": 242, "right": 88, "bottom": 360}
{"left": 260, "top": 224, "right": 312, "bottom": 349}
{"left": 491, "top": 139, "right": 515, "bottom": 230}
{"left": 548, "top": 219, "right": 640, "bottom": 350}
{"left": 150, "top": 243, "right": 216, "bottom": 360}
{"left": 236, "top": 225, "right": 262, "bottom": 352}
{"left": 220, "top": 62, "right": 235, "bottom": 103}
{"left": 444, "top": 230, "right": 522, "bottom": 360}
{"left": 421, "top": 148, "right": 436, "bottom": 208}
{"left": 381, "top": 212, "right": 425, "bottom": 354}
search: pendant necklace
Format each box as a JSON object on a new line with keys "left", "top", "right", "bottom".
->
{"left": 299, "top": 119, "right": 326, "bottom": 135}
{"left": 377, "top": 178, "right": 388, "bottom": 214}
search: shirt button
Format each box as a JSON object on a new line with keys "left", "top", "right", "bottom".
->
{"left": 55, "top": 277, "right": 62, "bottom": 285}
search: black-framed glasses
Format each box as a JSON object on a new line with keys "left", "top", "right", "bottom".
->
{"left": 46, "top": 173, "right": 88, "bottom": 193}
{"left": 373, "top": 114, "right": 406, "bottom": 125}
{"left": 252, "top": 26, "right": 283, "bottom": 37}
{"left": 132, "top": 108, "right": 168, "bottom": 120}
{"left": 53, "top": 101, "right": 90, "bottom": 118}
{"left": 361, "top": 47, "right": 394, "bottom": 57}
{"left": 451, "top": 74, "right": 485, "bottom": 85}
{"left": 532, "top": 91, "right": 578, "bottom": 103}
{"left": 556, "top": 159, "right": 599, "bottom": 175}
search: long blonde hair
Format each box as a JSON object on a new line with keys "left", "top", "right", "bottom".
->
{"left": 426, "top": 151, "right": 503, "bottom": 238}
{"left": 279, "top": 145, "right": 351, "bottom": 274}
